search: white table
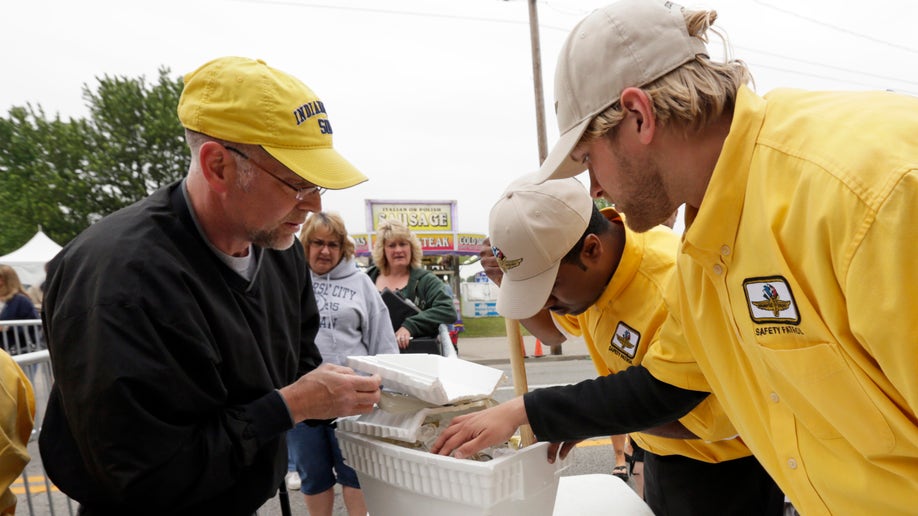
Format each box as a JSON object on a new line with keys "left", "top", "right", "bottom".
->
{"left": 553, "top": 474, "right": 654, "bottom": 515}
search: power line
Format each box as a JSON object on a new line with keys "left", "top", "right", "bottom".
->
{"left": 224, "top": 0, "right": 916, "bottom": 90}
{"left": 540, "top": 0, "right": 591, "bottom": 17}
{"left": 752, "top": 0, "right": 918, "bottom": 55}
{"left": 736, "top": 45, "right": 918, "bottom": 88}
{"left": 225, "top": 0, "right": 571, "bottom": 32}
{"left": 746, "top": 61, "right": 918, "bottom": 96}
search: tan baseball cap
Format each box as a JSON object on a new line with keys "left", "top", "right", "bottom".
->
{"left": 178, "top": 56, "right": 367, "bottom": 190}
{"left": 535, "top": 0, "right": 709, "bottom": 182}
{"left": 489, "top": 176, "right": 593, "bottom": 320}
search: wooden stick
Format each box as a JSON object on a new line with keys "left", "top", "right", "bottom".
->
{"left": 505, "top": 318, "right": 536, "bottom": 447}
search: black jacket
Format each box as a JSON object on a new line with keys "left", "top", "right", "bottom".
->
{"left": 39, "top": 181, "right": 320, "bottom": 515}
{"left": 525, "top": 366, "right": 708, "bottom": 442}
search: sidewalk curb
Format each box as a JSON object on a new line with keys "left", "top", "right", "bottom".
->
{"left": 467, "top": 354, "right": 591, "bottom": 366}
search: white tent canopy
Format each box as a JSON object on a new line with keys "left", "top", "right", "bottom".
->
{"left": 0, "top": 230, "right": 62, "bottom": 287}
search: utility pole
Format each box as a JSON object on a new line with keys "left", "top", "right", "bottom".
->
{"left": 527, "top": 0, "right": 549, "bottom": 164}
{"left": 507, "top": 0, "right": 559, "bottom": 450}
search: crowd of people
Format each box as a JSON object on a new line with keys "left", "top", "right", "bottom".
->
{"left": 4, "top": 0, "right": 917, "bottom": 514}
{"left": 432, "top": 1, "right": 918, "bottom": 515}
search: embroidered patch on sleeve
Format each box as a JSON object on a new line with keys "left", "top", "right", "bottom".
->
{"left": 609, "top": 321, "right": 640, "bottom": 360}
{"left": 743, "top": 276, "right": 800, "bottom": 324}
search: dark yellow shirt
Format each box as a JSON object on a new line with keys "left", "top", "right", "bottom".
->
{"left": 0, "top": 349, "right": 34, "bottom": 514}
{"left": 554, "top": 210, "right": 750, "bottom": 462}
{"left": 644, "top": 86, "right": 918, "bottom": 515}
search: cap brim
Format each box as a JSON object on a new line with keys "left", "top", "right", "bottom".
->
{"left": 264, "top": 146, "right": 368, "bottom": 190}
{"left": 532, "top": 116, "right": 592, "bottom": 183}
{"left": 496, "top": 260, "right": 560, "bottom": 320}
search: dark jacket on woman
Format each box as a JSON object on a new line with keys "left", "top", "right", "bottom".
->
{"left": 366, "top": 265, "right": 455, "bottom": 338}
{"left": 0, "top": 293, "right": 40, "bottom": 352}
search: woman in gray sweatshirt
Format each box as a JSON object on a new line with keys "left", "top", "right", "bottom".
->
{"left": 287, "top": 212, "right": 398, "bottom": 516}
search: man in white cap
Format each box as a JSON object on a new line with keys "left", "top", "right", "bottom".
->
{"left": 39, "top": 57, "right": 382, "bottom": 515}
{"left": 437, "top": 1, "right": 918, "bottom": 513}
{"left": 469, "top": 177, "right": 784, "bottom": 514}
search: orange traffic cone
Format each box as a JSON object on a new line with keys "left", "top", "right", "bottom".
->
{"left": 519, "top": 334, "right": 528, "bottom": 358}
{"left": 533, "top": 338, "right": 544, "bottom": 358}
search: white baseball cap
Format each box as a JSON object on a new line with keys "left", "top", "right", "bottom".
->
{"left": 535, "top": 0, "right": 709, "bottom": 182}
{"left": 488, "top": 177, "right": 593, "bottom": 319}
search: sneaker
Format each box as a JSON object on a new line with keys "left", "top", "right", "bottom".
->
{"left": 285, "top": 471, "right": 301, "bottom": 491}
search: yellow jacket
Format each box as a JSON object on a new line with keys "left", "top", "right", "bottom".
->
{"left": 554, "top": 209, "right": 750, "bottom": 462}
{"left": 1, "top": 350, "right": 35, "bottom": 515}
{"left": 644, "top": 86, "right": 918, "bottom": 515}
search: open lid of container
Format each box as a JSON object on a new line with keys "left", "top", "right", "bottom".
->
{"left": 337, "top": 399, "right": 494, "bottom": 443}
{"left": 347, "top": 354, "right": 506, "bottom": 406}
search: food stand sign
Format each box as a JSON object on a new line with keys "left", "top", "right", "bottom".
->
{"left": 357, "top": 200, "right": 486, "bottom": 256}
{"left": 368, "top": 200, "right": 455, "bottom": 232}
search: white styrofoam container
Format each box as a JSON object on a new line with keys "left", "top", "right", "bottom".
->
{"left": 337, "top": 430, "right": 566, "bottom": 516}
{"left": 336, "top": 400, "right": 491, "bottom": 443}
{"left": 347, "top": 354, "right": 506, "bottom": 406}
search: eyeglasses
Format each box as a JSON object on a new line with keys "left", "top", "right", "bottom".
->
{"left": 225, "top": 146, "right": 326, "bottom": 200}
{"left": 309, "top": 239, "right": 341, "bottom": 251}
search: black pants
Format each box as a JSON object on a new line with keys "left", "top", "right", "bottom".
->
{"left": 643, "top": 452, "right": 785, "bottom": 516}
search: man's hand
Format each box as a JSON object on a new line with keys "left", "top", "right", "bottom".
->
{"left": 479, "top": 238, "right": 503, "bottom": 287}
{"left": 430, "top": 397, "right": 528, "bottom": 459}
{"left": 546, "top": 439, "right": 584, "bottom": 463}
{"left": 279, "top": 363, "right": 381, "bottom": 423}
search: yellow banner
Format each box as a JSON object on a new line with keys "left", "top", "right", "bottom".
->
{"left": 371, "top": 202, "right": 454, "bottom": 231}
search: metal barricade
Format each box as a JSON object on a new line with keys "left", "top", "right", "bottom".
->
{"left": 9, "top": 336, "right": 300, "bottom": 515}
{"left": 12, "top": 349, "right": 76, "bottom": 516}
{"left": 1, "top": 319, "right": 45, "bottom": 356}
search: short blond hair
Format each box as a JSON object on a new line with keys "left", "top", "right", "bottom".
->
{"left": 299, "top": 212, "right": 356, "bottom": 260}
{"left": 371, "top": 219, "right": 423, "bottom": 275}
{"left": 583, "top": 9, "right": 752, "bottom": 141}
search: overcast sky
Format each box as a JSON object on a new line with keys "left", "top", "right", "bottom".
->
{"left": 3, "top": 0, "right": 917, "bottom": 272}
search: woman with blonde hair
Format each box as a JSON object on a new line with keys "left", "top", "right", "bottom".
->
{"left": 366, "top": 219, "right": 455, "bottom": 351}
{"left": 0, "top": 265, "right": 40, "bottom": 351}
{"left": 286, "top": 212, "right": 397, "bottom": 516}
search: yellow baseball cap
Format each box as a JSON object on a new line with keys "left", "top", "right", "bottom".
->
{"left": 178, "top": 56, "right": 367, "bottom": 189}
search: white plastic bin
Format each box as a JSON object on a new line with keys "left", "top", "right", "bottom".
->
{"left": 337, "top": 431, "right": 565, "bottom": 516}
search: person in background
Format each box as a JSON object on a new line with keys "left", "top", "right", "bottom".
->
{"left": 0, "top": 348, "right": 35, "bottom": 515}
{"left": 439, "top": 1, "right": 918, "bottom": 513}
{"left": 365, "top": 219, "right": 455, "bottom": 351}
{"left": 38, "top": 56, "right": 382, "bottom": 515}
{"left": 609, "top": 435, "right": 630, "bottom": 483}
{"left": 286, "top": 212, "right": 398, "bottom": 516}
{"left": 474, "top": 177, "right": 783, "bottom": 514}
{"left": 25, "top": 263, "right": 48, "bottom": 312}
{"left": 0, "top": 265, "right": 40, "bottom": 353}
{"left": 440, "top": 280, "right": 462, "bottom": 352}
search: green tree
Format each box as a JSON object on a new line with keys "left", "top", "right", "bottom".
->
{"left": 0, "top": 67, "right": 187, "bottom": 254}
{"left": 594, "top": 197, "right": 613, "bottom": 210}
